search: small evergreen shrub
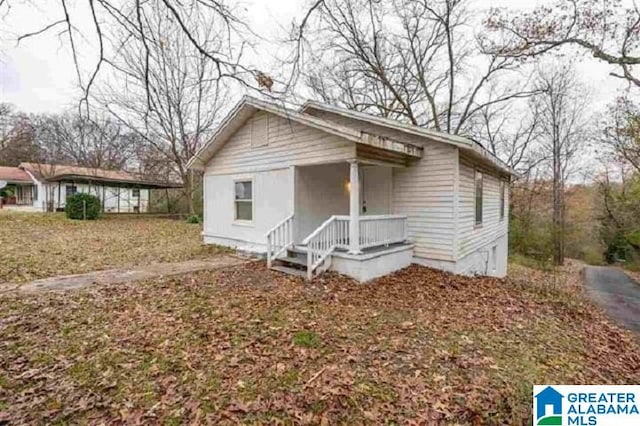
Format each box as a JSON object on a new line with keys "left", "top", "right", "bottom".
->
{"left": 186, "top": 215, "right": 201, "bottom": 224}
{"left": 65, "top": 193, "right": 101, "bottom": 220}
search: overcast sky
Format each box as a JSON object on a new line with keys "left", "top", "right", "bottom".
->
{"left": 0, "top": 0, "right": 631, "bottom": 114}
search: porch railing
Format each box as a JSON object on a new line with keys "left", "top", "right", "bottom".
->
{"left": 302, "top": 214, "right": 408, "bottom": 280}
{"left": 359, "top": 215, "right": 408, "bottom": 249}
{"left": 302, "top": 215, "right": 350, "bottom": 280}
{"left": 266, "top": 214, "right": 294, "bottom": 268}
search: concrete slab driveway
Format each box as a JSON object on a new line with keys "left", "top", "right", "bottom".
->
{"left": 583, "top": 266, "right": 640, "bottom": 334}
{"left": 1, "top": 255, "right": 245, "bottom": 293}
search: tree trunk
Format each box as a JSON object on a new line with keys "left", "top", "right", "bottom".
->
{"left": 184, "top": 171, "right": 194, "bottom": 216}
{"left": 552, "top": 135, "right": 565, "bottom": 266}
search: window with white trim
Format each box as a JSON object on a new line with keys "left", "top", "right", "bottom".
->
{"left": 474, "top": 170, "right": 483, "bottom": 226}
{"left": 234, "top": 180, "right": 253, "bottom": 221}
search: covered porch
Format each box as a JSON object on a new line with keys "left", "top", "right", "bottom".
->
{"left": 0, "top": 183, "right": 37, "bottom": 210}
{"left": 266, "top": 140, "right": 420, "bottom": 281}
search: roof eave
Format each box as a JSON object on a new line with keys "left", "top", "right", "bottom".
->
{"left": 301, "top": 100, "right": 517, "bottom": 177}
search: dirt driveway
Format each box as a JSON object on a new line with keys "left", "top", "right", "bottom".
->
{"left": 583, "top": 266, "right": 640, "bottom": 334}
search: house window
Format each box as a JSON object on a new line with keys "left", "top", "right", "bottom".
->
{"left": 500, "top": 180, "right": 506, "bottom": 220}
{"left": 234, "top": 180, "right": 253, "bottom": 221}
{"left": 65, "top": 185, "right": 77, "bottom": 199}
{"left": 33, "top": 185, "right": 38, "bottom": 201}
{"left": 474, "top": 170, "right": 483, "bottom": 226}
{"left": 250, "top": 113, "right": 269, "bottom": 148}
{"left": 132, "top": 188, "right": 140, "bottom": 198}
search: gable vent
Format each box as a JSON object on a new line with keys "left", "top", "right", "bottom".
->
{"left": 250, "top": 112, "right": 269, "bottom": 148}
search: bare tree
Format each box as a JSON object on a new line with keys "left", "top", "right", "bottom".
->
{"left": 0, "top": 0, "right": 272, "bottom": 114}
{"left": 601, "top": 97, "right": 640, "bottom": 173}
{"left": 470, "top": 100, "right": 545, "bottom": 174}
{"left": 485, "top": 0, "right": 640, "bottom": 88}
{"left": 32, "top": 114, "right": 137, "bottom": 170}
{"left": 534, "top": 64, "right": 591, "bottom": 265}
{"left": 98, "top": 1, "right": 227, "bottom": 214}
{"left": 297, "top": 0, "right": 537, "bottom": 136}
{"left": 0, "top": 106, "right": 42, "bottom": 167}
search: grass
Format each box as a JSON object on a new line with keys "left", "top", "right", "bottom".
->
{"left": 1, "top": 261, "right": 638, "bottom": 424}
{"left": 0, "top": 212, "right": 225, "bottom": 283}
{"left": 292, "top": 330, "right": 321, "bottom": 348}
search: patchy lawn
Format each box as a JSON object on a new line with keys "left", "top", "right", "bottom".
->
{"left": 0, "top": 213, "right": 222, "bottom": 284}
{"left": 1, "top": 263, "right": 638, "bottom": 424}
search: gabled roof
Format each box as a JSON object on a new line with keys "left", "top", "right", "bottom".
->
{"left": 186, "top": 96, "right": 423, "bottom": 170}
{"left": 187, "top": 96, "right": 515, "bottom": 177}
{"left": 19, "top": 163, "right": 182, "bottom": 189}
{"left": 301, "top": 100, "right": 515, "bottom": 176}
{"left": 0, "top": 166, "right": 33, "bottom": 184}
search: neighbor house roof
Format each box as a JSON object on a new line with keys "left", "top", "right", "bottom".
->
{"left": 0, "top": 166, "right": 33, "bottom": 184}
{"left": 18, "top": 163, "right": 182, "bottom": 189}
{"left": 187, "top": 96, "right": 515, "bottom": 177}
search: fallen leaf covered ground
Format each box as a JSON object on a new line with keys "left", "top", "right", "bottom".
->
{"left": 1, "top": 262, "right": 638, "bottom": 424}
{"left": 0, "top": 212, "right": 223, "bottom": 284}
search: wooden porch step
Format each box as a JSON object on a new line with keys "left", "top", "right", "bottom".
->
{"left": 278, "top": 256, "right": 307, "bottom": 267}
{"left": 270, "top": 265, "right": 307, "bottom": 278}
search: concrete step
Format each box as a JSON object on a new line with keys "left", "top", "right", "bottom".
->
{"left": 271, "top": 265, "right": 307, "bottom": 278}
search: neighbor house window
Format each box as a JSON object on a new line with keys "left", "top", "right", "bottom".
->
{"left": 474, "top": 170, "right": 483, "bottom": 226}
{"left": 132, "top": 188, "right": 140, "bottom": 198}
{"left": 65, "top": 185, "right": 77, "bottom": 199}
{"left": 499, "top": 180, "right": 506, "bottom": 220}
{"left": 234, "top": 180, "right": 253, "bottom": 221}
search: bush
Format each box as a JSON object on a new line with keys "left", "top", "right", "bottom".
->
{"left": 186, "top": 215, "right": 201, "bottom": 224}
{"left": 582, "top": 245, "right": 605, "bottom": 266}
{"left": 65, "top": 193, "right": 101, "bottom": 220}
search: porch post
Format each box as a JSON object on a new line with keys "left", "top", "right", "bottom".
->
{"left": 348, "top": 160, "right": 361, "bottom": 254}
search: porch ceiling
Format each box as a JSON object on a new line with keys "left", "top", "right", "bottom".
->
{"left": 356, "top": 143, "right": 416, "bottom": 167}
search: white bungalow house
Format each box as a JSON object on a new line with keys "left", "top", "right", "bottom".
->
{"left": 0, "top": 163, "right": 181, "bottom": 213}
{"left": 187, "top": 96, "right": 515, "bottom": 282}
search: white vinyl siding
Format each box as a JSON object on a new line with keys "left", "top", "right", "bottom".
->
{"left": 203, "top": 168, "right": 293, "bottom": 247}
{"left": 457, "top": 155, "right": 509, "bottom": 259}
{"left": 205, "top": 111, "right": 355, "bottom": 175}
{"left": 392, "top": 141, "right": 458, "bottom": 261}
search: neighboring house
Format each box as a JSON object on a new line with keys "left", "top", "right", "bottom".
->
{"left": 0, "top": 163, "right": 181, "bottom": 213}
{"left": 188, "top": 96, "right": 515, "bottom": 281}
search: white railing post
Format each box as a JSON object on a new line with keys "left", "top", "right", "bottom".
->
{"left": 348, "top": 161, "right": 361, "bottom": 254}
{"left": 267, "top": 234, "right": 272, "bottom": 268}
{"left": 265, "top": 214, "right": 294, "bottom": 268}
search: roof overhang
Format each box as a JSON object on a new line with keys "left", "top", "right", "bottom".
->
{"left": 44, "top": 174, "right": 183, "bottom": 189}
{"left": 301, "top": 100, "right": 517, "bottom": 177}
{"left": 186, "top": 96, "right": 422, "bottom": 171}
{"left": 2, "top": 179, "right": 33, "bottom": 185}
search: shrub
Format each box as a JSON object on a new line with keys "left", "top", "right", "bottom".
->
{"left": 65, "top": 193, "right": 101, "bottom": 220}
{"left": 581, "top": 246, "right": 604, "bottom": 265}
{"left": 186, "top": 215, "right": 201, "bottom": 224}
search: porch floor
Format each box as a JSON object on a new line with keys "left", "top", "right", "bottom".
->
{"left": 294, "top": 242, "right": 413, "bottom": 259}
